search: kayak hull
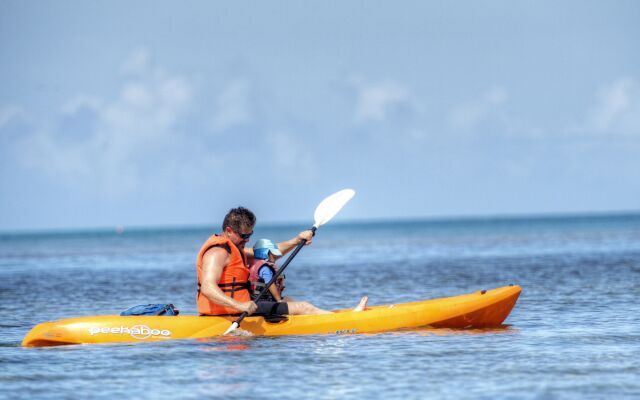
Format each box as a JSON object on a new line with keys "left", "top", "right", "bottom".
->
{"left": 22, "top": 285, "right": 521, "bottom": 347}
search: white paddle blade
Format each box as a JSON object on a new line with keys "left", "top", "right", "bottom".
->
{"left": 223, "top": 322, "right": 239, "bottom": 336}
{"left": 313, "top": 189, "right": 355, "bottom": 228}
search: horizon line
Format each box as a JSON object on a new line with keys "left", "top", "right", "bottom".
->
{"left": 2, "top": 209, "right": 640, "bottom": 236}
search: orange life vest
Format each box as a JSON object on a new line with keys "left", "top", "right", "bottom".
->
{"left": 196, "top": 235, "right": 251, "bottom": 315}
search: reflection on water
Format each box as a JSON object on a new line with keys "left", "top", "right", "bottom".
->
{"left": 398, "top": 324, "right": 518, "bottom": 336}
{"left": 196, "top": 336, "right": 253, "bottom": 352}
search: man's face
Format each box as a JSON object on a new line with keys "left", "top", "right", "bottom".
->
{"left": 228, "top": 224, "right": 254, "bottom": 247}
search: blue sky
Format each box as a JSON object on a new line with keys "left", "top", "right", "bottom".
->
{"left": 1, "top": 1, "right": 639, "bottom": 231}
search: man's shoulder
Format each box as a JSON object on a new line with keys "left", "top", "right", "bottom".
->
{"left": 203, "top": 244, "right": 232, "bottom": 259}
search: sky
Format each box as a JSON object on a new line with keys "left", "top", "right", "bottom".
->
{"left": 1, "top": 1, "right": 639, "bottom": 231}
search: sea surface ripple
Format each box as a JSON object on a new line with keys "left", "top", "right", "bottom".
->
{"left": 1, "top": 214, "right": 640, "bottom": 399}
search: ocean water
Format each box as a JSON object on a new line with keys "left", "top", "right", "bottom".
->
{"left": 1, "top": 214, "right": 640, "bottom": 399}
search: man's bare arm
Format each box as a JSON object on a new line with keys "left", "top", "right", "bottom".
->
{"left": 276, "top": 230, "right": 314, "bottom": 257}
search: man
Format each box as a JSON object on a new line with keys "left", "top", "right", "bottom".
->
{"left": 196, "top": 206, "right": 367, "bottom": 317}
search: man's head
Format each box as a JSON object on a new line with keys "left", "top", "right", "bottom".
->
{"left": 222, "top": 207, "right": 256, "bottom": 246}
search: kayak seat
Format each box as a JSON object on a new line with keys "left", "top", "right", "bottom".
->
{"left": 263, "top": 314, "right": 289, "bottom": 324}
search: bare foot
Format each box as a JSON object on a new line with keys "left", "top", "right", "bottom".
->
{"left": 353, "top": 296, "right": 368, "bottom": 312}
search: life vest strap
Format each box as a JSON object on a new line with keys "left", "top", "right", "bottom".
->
{"left": 197, "top": 281, "right": 252, "bottom": 295}
{"left": 218, "top": 281, "right": 249, "bottom": 287}
{"left": 218, "top": 279, "right": 252, "bottom": 298}
{"left": 220, "top": 286, "right": 250, "bottom": 293}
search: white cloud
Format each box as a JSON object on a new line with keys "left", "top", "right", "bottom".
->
{"left": 211, "top": 79, "right": 252, "bottom": 132}
{"left": 61, "top": 95, "right": 102, "bottom": 115}
{"left": 408, "top": 129, "right": 428, "bottom": 140}
{"left": 589, "top": 77, "right": 640, "bottom": 135}
{"left": 353, "top": 80, "right": 412, "bottom": 124}
{"left": 0, "top": 105, "right": 24, "bottom": 129}
{"left": 121, "top": 47, "right": 151, "bottom": 75}
{"left": 266, "top": 130, "right": 316, "bottom": 180}
{"left": 19, "top": 49, "right": 194, "bottom": 197}
{"left": 449, "top": 86, "right": 508, "bottom": 131}
{"left": 445, "top": 79, "right": 640, "bottom": 140}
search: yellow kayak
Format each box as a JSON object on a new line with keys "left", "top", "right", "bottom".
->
{"left": 22, "top": 285, "right": 521, "bottom": 347}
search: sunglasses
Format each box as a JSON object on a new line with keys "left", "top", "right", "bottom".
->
{"left": 236, "top": 230, "right": 253, "bottom": 240}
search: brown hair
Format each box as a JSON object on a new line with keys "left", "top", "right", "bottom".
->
{"left": 222, "top": 207, "right": 256, "bottom": 232}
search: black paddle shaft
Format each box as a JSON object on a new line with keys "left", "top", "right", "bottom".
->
{"left": 232, "top": 226, "right": 317, "bottom": 326}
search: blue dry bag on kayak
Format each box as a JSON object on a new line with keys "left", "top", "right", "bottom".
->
{"left": 120, "top": 304, "right": 179, "bottom": 316}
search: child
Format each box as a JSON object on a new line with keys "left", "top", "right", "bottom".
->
{"left": 249, "top": 239, "right": 287, "bottom": 302}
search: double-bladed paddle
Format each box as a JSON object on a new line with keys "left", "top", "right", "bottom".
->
{"left": 223, "top": 188, "right": 356, "bottom": 335}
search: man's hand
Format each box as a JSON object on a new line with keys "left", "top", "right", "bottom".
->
{"left": 238, "top": 301, "right": 258, "bottom": 315}
{"left": 297, "top": 229, "right": 314, "bottom": 245}
{"left": 277, "top": 230, "right": 315, "bottom": 256}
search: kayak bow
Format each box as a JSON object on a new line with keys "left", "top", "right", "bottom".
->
{"left": 22, "top": 285, "right": 521, "bottom": 347}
